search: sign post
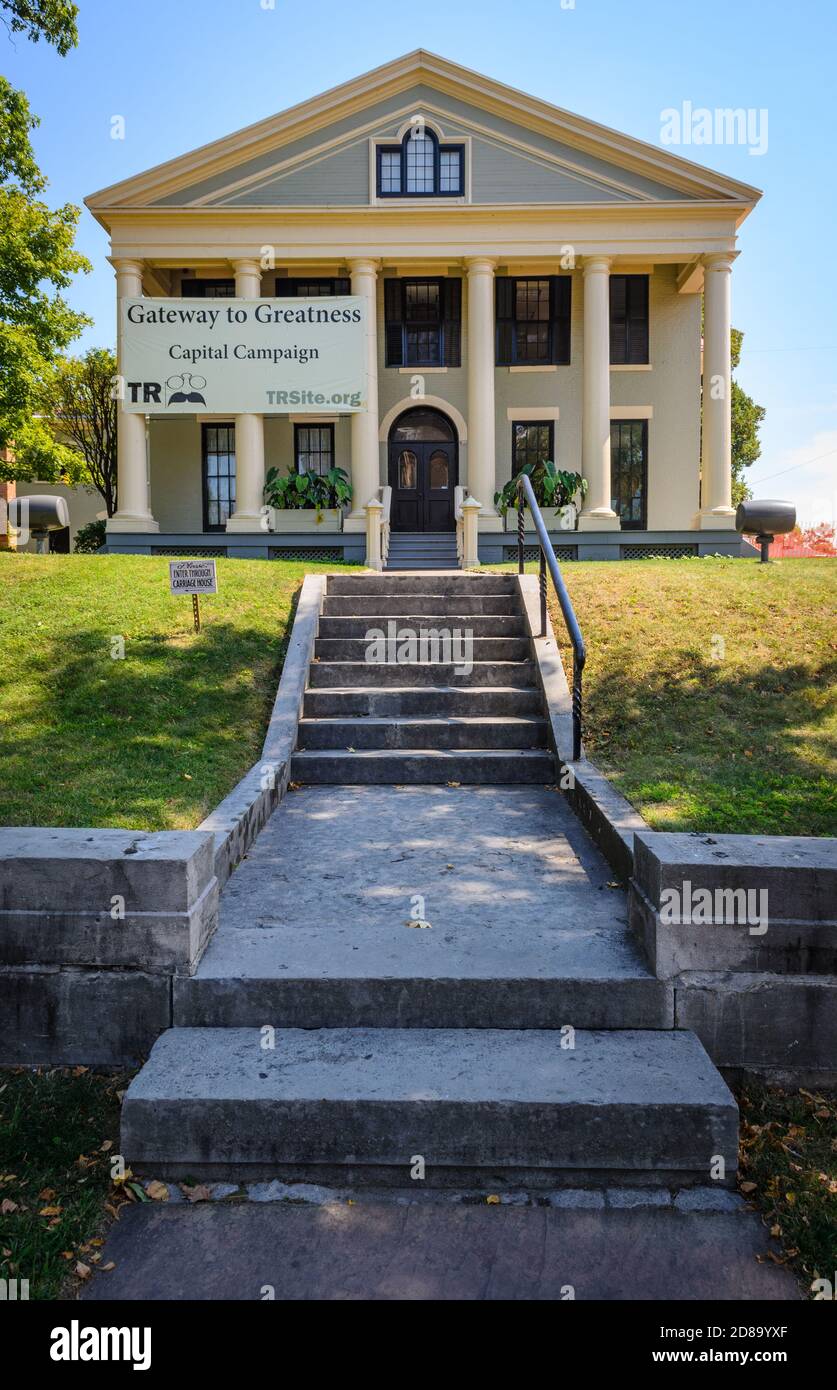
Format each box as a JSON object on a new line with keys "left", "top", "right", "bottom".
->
{"left": 169, "top": 559, "right": 218, "bottom": 632}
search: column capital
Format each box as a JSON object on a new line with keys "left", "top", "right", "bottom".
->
{"left": 347, "top": 257, "right": 380, "bottom": 277}
{"left": 702, "top": 252, "right": 735, "bottom": 273}
{"left": 464, "top": 256, "right": 496, "bottom": 276}
{"left": 111, "top": 257, "right": 145, "bottom": 277}
{"left": 230, "top": 256, "right": 263, "bottom": 277}
{"left": 583, "top": 255, "right": 612, "bottom": 276}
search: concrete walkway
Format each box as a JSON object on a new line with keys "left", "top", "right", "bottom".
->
{"left": 175, "top": 785, "right": 669, "bottom": 1030}
{"left": 82, "top": 1191, "right": 800, "bottom": 1301}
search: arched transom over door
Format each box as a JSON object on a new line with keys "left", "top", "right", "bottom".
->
{"left": 388, "top": 407, "right": 458, "bottom": 532}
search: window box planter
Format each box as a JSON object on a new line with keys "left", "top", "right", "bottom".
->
{"left": 266, "top": 507, "right": 344, "bottom": 534}
{"left": 504, "top": 504, "right": 578, "bottom": 533}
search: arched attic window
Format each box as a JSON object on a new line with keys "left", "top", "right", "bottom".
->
{"left": 377, "top": 126, "right": 464, "bottom": 198}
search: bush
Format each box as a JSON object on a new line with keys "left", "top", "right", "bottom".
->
{"left": 73, "top": 519, "right": 107, "bottom": 553}
{"left": 494, "top": 459, "right": 587, "bottom": 522}
{"left": 263, "top": 465, "right": 352, "bottom": 516}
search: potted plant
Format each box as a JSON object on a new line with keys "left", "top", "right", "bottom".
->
{"left": 263, "top": 464, "right": 352, "bottom": 532}
{"left": 495, "top": 460, "right": 587, "bottom": 532}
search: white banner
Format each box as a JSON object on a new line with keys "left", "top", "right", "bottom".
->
{"left": 120, "top": 297, "right": 367, "bottom": 414}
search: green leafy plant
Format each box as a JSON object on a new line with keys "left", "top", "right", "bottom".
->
{"left": 494, "top": 460, "right": 587, "bottom": 524}
{"left": 73, "top": 518, "right": 106, "bottom": 553}
{"left": 264, "top": 465, "right": 352, "bottom": 520}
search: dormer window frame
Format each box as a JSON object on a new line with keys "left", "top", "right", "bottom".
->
{"left": 373, "top": 122, "right": 467, "bottom": 202}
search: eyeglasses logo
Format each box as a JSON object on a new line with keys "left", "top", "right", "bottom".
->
{"left": 166, "top": 373, "right": 207, "bottom": 406}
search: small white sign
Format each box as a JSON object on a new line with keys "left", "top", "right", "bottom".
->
{"left": 169, "top": 559, "right": 218, "bottom": 595}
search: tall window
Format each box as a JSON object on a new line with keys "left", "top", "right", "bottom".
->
{"left": 384, "top": 278, "right": 462, "bottom": 367}
{"left": 377, "top": 129, "right": 464, "bottom": 198}
{"left": 295, "top": 424, "right": 335, "bottom": 477}
{"left": 182, "top": 279, "right": 236, "bottom": 298}
{"left": 610, "top": 275, "right": 649, "bottom": 364}
{"left": 202, "top": 424, "right": 236, "bottom": 530}
{"left": 282, "top": 278, "right": 351, "bottom": 297}
{"left": 611, "top": 419, "right": 647, "bottom": 529}
{"left": 512, "top": 421, "right": 555, "bottom": 476}
{"left": 496, "top": 276, "right": 572, "bottom": 366}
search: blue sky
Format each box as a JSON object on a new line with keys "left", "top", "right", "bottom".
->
{"left": 4, "top": 0, "right": 836, "bottom": 523}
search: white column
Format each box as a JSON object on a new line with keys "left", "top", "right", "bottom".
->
{"left": 700, "top": 253, "right": 736, "bottom": 528}
{"left": 466, "top": 257, "right": 501, "bottom": 530}
{"left": 109, "top": 258, "right": 158, "bottom": 532}
{"left": 579, "top": 255, "right": 618, "bottom": 529}
{"left": 345, "top": 257, "right": 381, "bottom": 528}
{"left": 227, "top": 257, "right": 266, "bottom": 531}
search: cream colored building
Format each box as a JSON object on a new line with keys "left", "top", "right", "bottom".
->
{"left": 85, "top": 51, "right": 760, "bottom": 564}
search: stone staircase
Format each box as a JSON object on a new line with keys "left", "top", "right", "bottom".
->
{"left": 292, "top": 573, "right": 554, "bottom": 784}
{"left": 120, "top": 573, "right": 739, "bottom": 1193}
{"left": 385, "top": 531, "right": 459, "bottom": 570}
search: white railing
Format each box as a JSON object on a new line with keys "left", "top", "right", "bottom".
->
{"left": 455, "top": 485, "right": 481, "bottom": 569}
{"left": 381, "top": 484, "right": 392, "bottom": 567}
{"left": 364, "top": 484, "right": 392, "bottom": 571}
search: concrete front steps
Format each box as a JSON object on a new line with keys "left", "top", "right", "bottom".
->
{"left": 118, "top": 573, "right": 742, "bottom": 1198}
{"left": 122, "top": 1026, "right": 738, "bottom": 1187}
{"left": 386, "top": 531, "right": 459, "bottom": 570}
{"left": 292, "top": 573, "right": 553, "bottom": 785}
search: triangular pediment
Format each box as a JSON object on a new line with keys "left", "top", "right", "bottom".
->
{"left": 86, "top": 51, "right": 761, "bottom": 219}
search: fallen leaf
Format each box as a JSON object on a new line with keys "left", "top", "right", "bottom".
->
{"left": 770, "top": 1224, "right": 782, "bottom": 1237}
{"left": 181, "top": 1184, "right": 212, "bottom": 1204}
{"left": 102, "top": 1262, "right": 116, "bottom": 1272}
{"left": 39, "top": 1205, "right": 62, "bottom": 1217}
{"left": 75, "top": 1262, "right": 91, "bottom": 1280}
{"left": 38, "top": 1188, "right": 56, "bottom": 1201}
{"left": 486, "top": 1195, "right": 501, "bottom": 1205}
{"left": 446, "top": 781, "right": 461, "bottom": 788}
{"left": 405, "top": 919, "right": 432, "bottom": 929}
{"left": 739, "top": 1182, "right": 757, "bottom": 1194}
{"left": 145, "top": 1181, "right": 169, "bottom": 1201}
{"left": 1, "top": 1199, "right": 18, "bottom": 1215}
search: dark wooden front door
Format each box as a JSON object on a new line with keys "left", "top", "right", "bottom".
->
{"left": 388, "top": 409, "right": 457, "bottom": 532}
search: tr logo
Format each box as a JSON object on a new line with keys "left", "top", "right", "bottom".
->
{"left": 125, "top": 374, "right": 208, "bottom": 406}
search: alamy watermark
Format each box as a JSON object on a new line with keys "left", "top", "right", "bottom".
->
{"left": 660, "top": 880, "right": 768, "bottom": 936}
{"left": 365, "top": 621, "right": 473, "bottom": 677}
{"left": 660, "top": 102, "right": 768, "bottom": 156}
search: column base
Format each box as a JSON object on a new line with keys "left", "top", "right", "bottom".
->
{"left": 226, "top": 513, "right": 270, "bottom": 533}
{"left": 698, "top": 509, "right": 736, "bottom": 531}
{"left": 107, "top": 515, "right": 160, "bottom": 534}
{"left": 578, "top": 510, "right": 620, "bottom": 532}
{"left": 342, "top": 511, "right": 369, "bottom": 534}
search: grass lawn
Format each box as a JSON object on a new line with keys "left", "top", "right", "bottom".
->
{"left": 542, "top": 557, "right": 836, "bottom": 836}
{"left": 736, "top": 1080, "right": 837, "bottom": 1295}
{"left": 0, "top": 1067, "right": 131, "bottom": 1300}
{"left": 0, "top": 553, "right": 358, "bottom": 831}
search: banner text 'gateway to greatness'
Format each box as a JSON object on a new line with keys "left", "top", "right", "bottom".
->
{"left": 120, "top": 297, "right": 368, "bottom": 415}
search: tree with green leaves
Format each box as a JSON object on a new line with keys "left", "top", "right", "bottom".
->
{"left": 730, "top": 327, "right": 766, "bottom": 506}
{"left": 0, "top": 0, "right": 78, "bottom": 54}
{"left": 0, "top": 2, "right": 89, "bottom": 483}
{"left": 41, "top": 348, "right": 118, "bottom": 513}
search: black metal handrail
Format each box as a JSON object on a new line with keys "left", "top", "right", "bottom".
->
{"left": 516, "top": 473, "right": 586, "bottom": 761}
